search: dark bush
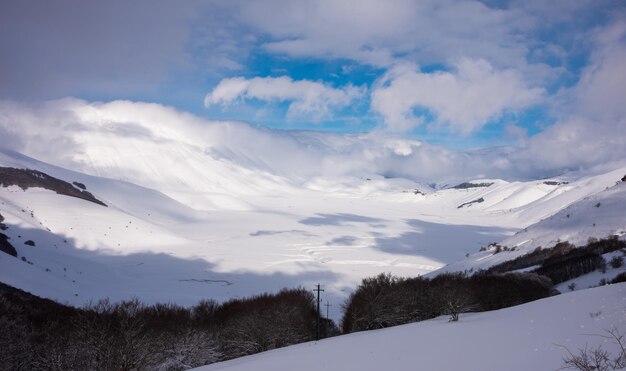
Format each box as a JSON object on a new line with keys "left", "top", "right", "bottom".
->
{"left": 470, "top": 272, "right": 554, "bottom": 311}
{"left": 610, "top": 255, "right": 624, "bottom": 268}
{"left": 486, "top": 242, "right": 575, "bottom": 274}
{"left": 486, "top": 238, "right": 626, "bottom": 285}
{"left": 535, "top": 250, "right": 604, "bottom": 284}
{"left": 611, "top": 272, "right": 626, "bottom": 284}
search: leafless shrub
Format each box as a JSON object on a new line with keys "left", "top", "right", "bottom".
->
{"left": 559, "top": 327, "right": 626, "bottom": 371}
{"left": 156, "top": 329, "right": 221, "bottom": 371}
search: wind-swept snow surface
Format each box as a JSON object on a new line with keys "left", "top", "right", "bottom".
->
{"left": 196, "top": 283, "right": 626, "bottom": 371}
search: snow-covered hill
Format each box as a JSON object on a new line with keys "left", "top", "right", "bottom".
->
{"left": 1, "top": 100, "right": 626, "bottom": 321}
{"left": 1, "top": 138, "right": 624, "bottom": 321}
{"left": 195, "top": 283, "right": 626, "bottom": 371}
{"left": 438, "top": 171, "right": 626, "bottom": 275}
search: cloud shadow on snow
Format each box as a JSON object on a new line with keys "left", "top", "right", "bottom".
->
{"left": 371, "top": 219, "right": 515, "bottom": 262}
{"left": 327, "top": 235, "right": 359, "bottom": 246}
{"left": 0, "top": 222, "right": 344, "bottom": 314}
{"left": 299, "top": 213, "right": 385, "bottom": 227}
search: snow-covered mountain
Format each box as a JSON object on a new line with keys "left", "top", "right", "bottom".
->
{"left": 1, "top": 135, "right": 625, "bottom": 321}
{"left": 0, "top": 100, "right": 625, "bottom": 321}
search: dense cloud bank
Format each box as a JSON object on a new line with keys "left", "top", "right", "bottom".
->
{"left": 0, "top": 99, "right": 624, "bottom": 185}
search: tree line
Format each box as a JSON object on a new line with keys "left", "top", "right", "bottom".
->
{"left": 486, "top": 237, "right": 626, "bottom": 284}
{"left": 2, "top": 236, "right": 624, "bottom": 369}
{"left": 341, "top": 271, "right": 554, "bottom": 333}
{"left": 0, "top": 283, "right": 336, "bottom": 370}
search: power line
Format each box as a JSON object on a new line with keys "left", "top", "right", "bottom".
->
{"left": 313, "top": 283, "right": 324, "bottom": 340}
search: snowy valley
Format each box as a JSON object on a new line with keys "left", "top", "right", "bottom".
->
{"left": 4, "top": 1, "right": 626, "bottom": 369}
{"left": 1, "top": 109, "right": 625, "bottom": 319}
{"left": 0, "top": 101, "right": 625, "bottom": 370}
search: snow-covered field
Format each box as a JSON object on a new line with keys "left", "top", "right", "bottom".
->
{"left": 194, "top": 283, "right": 626, "bottom": 371}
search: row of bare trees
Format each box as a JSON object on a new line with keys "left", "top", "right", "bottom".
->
{"left": 0, "top": 284, "right": 333, "bottom": 370}
{"left": 486, "top": 237, "right": 626, "bottom": 283}
{"left": 341, "top": 272, "right": 555, "bottom": 333}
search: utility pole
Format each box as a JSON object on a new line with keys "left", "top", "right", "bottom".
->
{"left": 314, "top": 284, "right": 324, "bottom": 340}
{"left": 325, "top": 301, "right": 331, "bottom": 319}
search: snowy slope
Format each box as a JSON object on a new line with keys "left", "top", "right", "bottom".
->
{"left": 435, "top": 172, "right": 626, "bottom": 275}
{"left": 195, "top": 283, "right": 626, "bottom": 371}
{"left": 1, "top": 144, "right": 625, "bottom": 320}
{"left": 0, "top": 101, "right": 624, "bottom": 319}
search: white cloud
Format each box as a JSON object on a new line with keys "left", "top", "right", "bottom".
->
{"left": 0, "top": 98, "right": 492, "bottom": 184}
{"left": 370, "top": 59, "right": 544, "bottom": 133}
{"left": 204, "top": 76, "right": 365, "bottom": 120}
{"left": 504, "top": 123, "right": 528, "bottom": 144}
{"left": 1, "top": 98, "right": 624, "bottom": 186}
{"left": 511, "top": 17, "right": 626, "bottom": 174}
{"left": 573, "top": 19, "right": 626, "bottom": 122}
{"left": 230, "top": 0, "right": 533, "bottom": 70}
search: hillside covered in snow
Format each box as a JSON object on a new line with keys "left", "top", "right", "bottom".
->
{"left": 0, "top": 100, "right": 624, "bottom": 371}
{"left": 0, "top": 100, "right": 625, "bottom": 322}
{"left": 195, "top": 283, "right": 626, "bottom": 371}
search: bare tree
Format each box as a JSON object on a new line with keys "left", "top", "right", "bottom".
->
{"left": 156, "top": 329, "right": 221, "bottom": 371}
{"left": 431, "top": 274, "right": 478, "bottom": 322}
{"left": 560, "top": 327, "right": 626, "bottom": 371}
{"left": 439, "top": 284, "right": 478, "bottom": 322}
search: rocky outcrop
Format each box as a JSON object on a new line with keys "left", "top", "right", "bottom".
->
{"left": 0, "top": 167, "right": 106, "bottom": 207}
{"left": 0, "top": 233, "right": 17, "bottom": 257}
{"left": 457, "top": 197, "right": 485, "bottom": 209}
{"left": 452, "top": 182, "right": 493, "bottom": 189}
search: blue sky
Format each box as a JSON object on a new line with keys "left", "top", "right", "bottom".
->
{"left": 1, "top": 0, "right": 625, "bottom": 150}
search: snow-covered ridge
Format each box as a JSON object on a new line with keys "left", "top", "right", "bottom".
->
{"left": 437, "top": 172, "right": 626, "bottom": 275}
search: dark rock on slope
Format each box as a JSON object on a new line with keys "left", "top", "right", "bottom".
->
{"left": 0, "top": 167, "right": 106, "bottom": 207}
{"left": 452, "top": 182, "right": 493, "bottom": 189}
{"left": 0, "top": 232, "right": 17, "bottom": 257}
{"left": 457, "top": 197, "right": 485, "bottom": 209}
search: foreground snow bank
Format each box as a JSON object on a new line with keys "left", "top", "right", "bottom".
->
{"left": 196, "top": 283, "right": 626, "bottom": 371}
